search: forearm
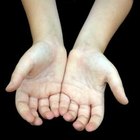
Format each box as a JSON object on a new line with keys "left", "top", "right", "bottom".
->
{"left": 74, "top": 0, "right": 133, "bottom": 52}
{"left": 21, "top": 0, "right": 63, "bottom": 44}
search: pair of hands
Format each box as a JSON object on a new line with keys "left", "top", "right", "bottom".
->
{"left": 6, "top": 41, "right": 128, "bottom": 132}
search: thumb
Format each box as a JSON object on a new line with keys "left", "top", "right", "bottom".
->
{"left": 107, "top": 69, "right": 129, "bottom": 105}
{"left": 6, "top": 57, "right": 33, "bottom": 92}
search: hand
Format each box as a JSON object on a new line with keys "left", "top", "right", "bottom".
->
{"left": 59, "top": 49, "right": 128, "bottom": 132}
{"left": 6, "top": 41, "right": 67, "bottom": 125}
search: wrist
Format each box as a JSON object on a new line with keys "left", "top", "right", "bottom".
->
{"left": 73, "top": 38, "right": 106, "bottom": 53}
{"left": 73, "top": 28, "right": 110, "bottom": 53}
{"left": 32, "top": 36, "right": 64, "bottom": 48}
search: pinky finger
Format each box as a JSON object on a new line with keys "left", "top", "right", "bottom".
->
{"left": 86, "top": 106, "right": 104, "bottom": 132}
{"left": 16, "top": 91, "right": 42, "bottom": 125}
{"left": 16, "top": 101, "right": 36, "bottom": 124}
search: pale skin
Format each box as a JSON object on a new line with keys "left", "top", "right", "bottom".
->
{"left": 6, "top": 0, "right": 133, "bottom": 132}
{"left": 6, "top": 0, "right": 67, "bottom": 125}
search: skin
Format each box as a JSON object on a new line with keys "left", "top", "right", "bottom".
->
{"left": 59, "top": 0, "right": 133, "bottom": 132}
{"left": 6, "top": 0, "right": 67, "bottom": 125}
{"left": 6, "top": 0, "right": 133, "bottom": 132}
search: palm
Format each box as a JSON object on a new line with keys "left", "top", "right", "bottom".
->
{"left": 7, "top": 42, "right": 67, "bottom": 125}
{"left": 60, "top": 49, "right": 127, "bottom": 132}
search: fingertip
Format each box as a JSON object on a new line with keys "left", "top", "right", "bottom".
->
{"left": 31, "top": 117, "right": 43, "bottom": 126}
{"left": 5, "top": 81, "right": 16, "bottom": 92}
{"left": 26, "top": 115, "right": 35, "bottom": 124}
{"left": 63, "top": 113, "right": 75, "bottom": 122}
{"left": 85, "top": 123, "right": 96, "bottom": 132}
{"left": 116, "top": 90, "right": 129, "bottom": 105}
{"left": 52, "top": 109, "right": 60, "bottom": 117}
{"left": 121, "top": 96, "right": 129, "bottom": 105}
{"left": 73, "top": 121, "right": 85, "bottom": 131}
{"left": 59, "top": 107, "right": 68, "bottom": 116}
{"left": 110, "top": 84, "right": 129, "bottom": 105}
{"left": 45, "top": 111, "right": 55, "bottom": 120}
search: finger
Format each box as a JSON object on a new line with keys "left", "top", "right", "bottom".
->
{"left": 29, "top": 97, "right": 38, "bottom": 110}
{"left": 86, "top": 105, "right": 104, "bottom": 132}
{"left": 6, "top": 56, "right": 33, "bottom": 92}
{"left": 28, "top": 97, "right": 43, "bottom": 125}
{"left": 59, "top": 93, "right": 70, "bottom": 115}
{"left": 107, "top": 69, "right": 129, "bottom": 105}
{"left": 49, "top": 93, "right": 60, "bottom": 117}
{"left": 63, "top": 100, "right": 78, "bottom": 122}
{"left": 30, "top": 108, "right": 43, "bottom": 126}
{"left": 73, "top": 105, "right": 90, "bottom": 131}
{"left": 16, "top": 90, "right": 35, "bottom": 124}
{"left": 39, "top": 98, "right": 54, "bottom": 120}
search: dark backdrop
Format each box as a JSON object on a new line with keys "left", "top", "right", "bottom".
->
{"left": 0, "top": 0, "right": 139, "bottom": 139}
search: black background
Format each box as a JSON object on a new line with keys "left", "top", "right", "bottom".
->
{"left": 0, "top": 0, "right": 139, "bottom": 139}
